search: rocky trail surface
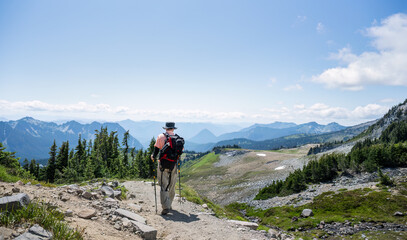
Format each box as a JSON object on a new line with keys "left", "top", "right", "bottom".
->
{"left": 0, "top": 180, "right": 290, "bottom": 240}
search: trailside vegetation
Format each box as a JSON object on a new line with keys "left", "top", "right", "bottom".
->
{"left": 21, "top": 127, "right": 156, "bottom": 183}
{"left": 255, "top": 119, "right": 407, "bottom": 200}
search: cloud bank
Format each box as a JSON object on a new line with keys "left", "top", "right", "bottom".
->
{"left": 313, "top": 13, "right": 407, "bottom": 90}
{"left": 0, "top": 99, "right": 389, "bottom": 125}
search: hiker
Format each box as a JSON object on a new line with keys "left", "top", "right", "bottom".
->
{"left": 151, "top": 122, "right": 184, "bottom": 215}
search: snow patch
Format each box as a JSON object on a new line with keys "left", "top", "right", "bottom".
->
{"left": 275, "top": 166, "right": 286, "bottom": 170}
{"left": 256, "top": 153, "right": 266, "bottom": 157}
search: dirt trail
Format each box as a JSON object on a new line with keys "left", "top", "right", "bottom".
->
{"left": 0, "top": 180, "right": 274, "bottom": 240}
{"left": 123, "top": 181, "right": 270, "bottom": 240}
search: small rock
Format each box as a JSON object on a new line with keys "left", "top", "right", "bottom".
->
{"left": 291, "top": 216, "right": 298, "bottom": 222}
{"left": 301, "top": 209, "right": 314, "bottom": 218}
{"left": 26, "top": 182, "right": 31, "bottom": 185}
{"left": 35, "top": 183, "right": 41, "bottom": 187}
{"left": 131, "top": 220, "right": 157, "bottom": 240}
{"left": 112, "top": 181, "right": 119, "bottom": 188}
{"left": 394, "top": 211, "right": 404, "bottom": 216}
{"left": 101, "top": 185, "right": 115, "bottom": 198}
{"left": 129, "top": 193, "right": 136, "bottom": 199}
{"left": 91, "top": 217, "right": 98, "bottom": 220}
{"left": 227, "top": 220, "right": 258, "bottom": 230}
{"left": 122, "top": 218, "right": 132, "bottom": 228}
{"left": 128, "top": 203, "right": 143, "bottom": 212}
{"left": 16, "top": 180, "right": 24, "bottom": 186}
{"left": 28, "top": 224, "right": 53, "bottom": 238}
{"left": 65, "top": 209, "right": 73, "bottom": 217}
{"left": 78, "top": 209, "right": 97, "bottom": 219}
{"left": 61, "top": 195, "right": 70, "bottom": 202}
{"left": 202, "top": 204, "right": 208, "bottom": 209}
{"left": 268, "top": 228, "right": 278, "bottom": 238}
{"left": 12, "top": 187, "right": 20, "bottom": 193}
{"left": 82, "top": 191, "right": 93, "bottom": 200}
{"left": 114, "top": 223, "right": 121, "bottom": 230}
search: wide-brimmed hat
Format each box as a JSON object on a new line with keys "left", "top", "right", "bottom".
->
{"left": 163, "top": 122, "right": 177, "bottom": 129}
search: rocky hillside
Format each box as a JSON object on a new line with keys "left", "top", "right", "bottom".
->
{"left": 0, "top": 180, "right": 293, "bottom": 240}
{"left": 365, "top": 98, "right": 407, "bottom": 139}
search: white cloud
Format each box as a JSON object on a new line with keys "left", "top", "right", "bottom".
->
{"left": 261, "top": 102, "right": 389, "bottom": 125}
{"left": 283, "top": 84, "right": 303, "bottom": 91}
{"left": 0, "top": 100, "right": 247, "bottom": 122}
{"left": 313, "top": 13, "right": 407, "bottom": 90}
{"left": 316, "top": 22, "right": 325, "bottom": 33}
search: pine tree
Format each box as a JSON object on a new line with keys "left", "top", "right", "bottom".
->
{"left": 46, "top": 140, "right": 57, "bottom": 183}
{"left": 56, "top": 141, "right": 69, "bottom": 172}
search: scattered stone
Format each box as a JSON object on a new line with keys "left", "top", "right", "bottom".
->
{"left": 301, "top": 209, "right": 314, "bottom": 218}
{"left": 394, "top": 211, "right": 404, "bottom": 216}
{"left": 131, "top": 220, "right": 157, "bottom": 240}
{"left": 105, "top": 197, "right": 118, "bottom": 203}
{"left": 14, "top": 224, "right": 53, "bottom": 240}
{"left": 114, "top": 223, "right": 121, "bottom": 230}
{"left": 268, "top": 228, "right": 279, "bottom": 238}
{"left": 227, "top": 220, "right": 258, "bottom": 230}
{"left": 16, "top": 180, "right": 24, "bottom": 186}
{"left": 91, "top": 192, "right": 99, "bottom": 199}
{"left": 91, "top": 217, "right": 98, "bottom": 220}
{"left": 112, "top": 181, "right": 119, "bottom": 188}
{"left": 78, "top": 209, "right": 97, "bottom": 219}
{"left": 101, "top": 185, "right": 115, "bottom": 198}
{"left": 202, "top": 204, "right": 208, "bottom": 209}
{"left": 113, "top": 190, "right": 122, "bottom": 198}
{"left": 128, "top": 203, "right": 143, "bottom": 212}
{"left": 291, "top": 216, "right": 298, "bottom": 222}
{"left": 26, "top": 182, "right": 31, "bottom": 185}
{"left": 82, "top": 191, "right": 93, "bottom": 200}
{"left": 29, "top": 224, "right": 53, "bottom": 238}
{"left": 65, "top": 209, "right": 73, "bottom": 217}
{"left": 0, "top": 193, "right": 30, "bottom": 211}
{"left": 138, "top": 200, "right": 144, "bottom": 204}
{"left": 60, "top": 195, "right": 70, "bottom": 202}
{"left": 129, "top": 193, "right": 136, "bottom": 199}
{"left": 12, "top": 187, "right": 20, "bottom": 193}
{"left": 35, "top": 183, "right": 41, "bottom": 187}
{"left": 115, "top": 208, "right": 146, "bottom": 224}
{"left": 122, "top": 217, "right": 132, "bottom": 228}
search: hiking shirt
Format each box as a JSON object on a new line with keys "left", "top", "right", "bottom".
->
{"left": 154, "top": 130, "right": 175, "bottom": 150}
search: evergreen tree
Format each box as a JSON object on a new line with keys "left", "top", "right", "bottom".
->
{"left": 46, "top": 140, "right": 57, "bottom": 183}
{"left": 56, "top": 141, "right": 69, "bottom": 172}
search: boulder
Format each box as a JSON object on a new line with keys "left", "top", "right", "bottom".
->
{"left": 78, "top": 209, "right": 97, "bottom": 219}
{"left": 227, "top": 220, "right": 258, "bottom": 230}
{"left": 101, "top": 185, "right": 114, "bottom": 198}
{"left": 0, "top": 193, "right": 30, "bottom": 211}
{"left": 115, "top": 208, "right": 146, "bottom": 224}
{"left": 131, "top": 220, "right": 157, "bottom": 240}
{"left": 301, "top": 209, "right": 314, "bottom": 218}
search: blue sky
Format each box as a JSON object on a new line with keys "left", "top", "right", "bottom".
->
{"left": 0, "top": 0, "right": 406, "bottom": 126}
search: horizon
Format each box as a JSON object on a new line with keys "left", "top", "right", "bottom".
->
{"left": 1, "top": 1, "right": 407, "bottom": 126}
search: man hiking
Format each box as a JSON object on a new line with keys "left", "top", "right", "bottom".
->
{"left": 151, "top": 122, "right": 184, "bottom": 215}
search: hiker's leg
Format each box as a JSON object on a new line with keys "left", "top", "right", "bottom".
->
{"left": 168, "top": 166, "right": 178, "bottom": 208}
{"left": 160, "top": 169, "right": 172, "bottom": 210}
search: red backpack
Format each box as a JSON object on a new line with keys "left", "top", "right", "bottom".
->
{"left": 159, "top": 133, "right": 184, "bottom": 170}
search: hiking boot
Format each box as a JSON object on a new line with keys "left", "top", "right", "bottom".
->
{"left": 161, "top": 209, "right": 170, "bottom": 215}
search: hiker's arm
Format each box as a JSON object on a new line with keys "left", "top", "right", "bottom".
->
{"left": 150, "top": 147, "right": 160, "bottom": 161}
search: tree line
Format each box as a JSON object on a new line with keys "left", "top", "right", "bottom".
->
{"left": 22, "top": 127, "right": 156, "bottom": 183}
{"left": 255, "top": 119, "right": 407, "bottom": 200}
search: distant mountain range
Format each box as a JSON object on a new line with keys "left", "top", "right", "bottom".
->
{"left": 0, "top": 116, "right": 376, "bottom": 160}
{"left": 0, "top": 117, "right": 143, "bottom": 160}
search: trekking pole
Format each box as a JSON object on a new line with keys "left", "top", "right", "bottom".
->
{"left": 153, "top": 158, "right": 158, "bottom": 214}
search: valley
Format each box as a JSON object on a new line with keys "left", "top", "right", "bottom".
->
{"left": 182, "top": 146, "right": 313, "bottom": 205}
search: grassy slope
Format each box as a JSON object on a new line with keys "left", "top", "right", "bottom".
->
{"left": 228, "top": 180, "right": 407, "bottom": 239}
